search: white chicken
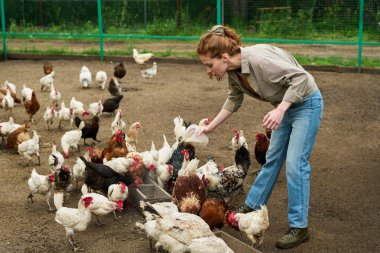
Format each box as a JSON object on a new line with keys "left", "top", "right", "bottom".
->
{"left": 132, "top": 48, "right": 154, "bottom": 66}
{"left": 70, "top": 97, "right": 89, "bottom": 117}
{"left": 0, "top": 116, "right": 21, "bottom": 141}
{"left": 79, "top": 65, "right": 92, "bottom": 88}
{"left": 230, "top": 129, "right": 248, "bottom": 151}
{"left": 103, "top": 157, "right": 134, "bottom": 174}
{"left": 155, "top": 164, "right": 173, "bottom": 189}
{"left": 40, "top": 71, "right": 55, "bottom": 91}
{"left": 49, "top": 81, "right": 62, "bottom": 106}
{"left": 72, "top": 157, "right": 86, "bottom": 188}
{"left": 88, "top": 100, "right": 103, "bottom": 117}
{"left": 1, "top": 89, "right": 14, "bottom": 118}
{"left": 173, "top": 115, "right": 186, "bottom": 142}
{"left": 82, "top": 192, "right": 124, "bottom": 224}
{"left": 3, "top": 80, "right": 16, "bottom": 94}
{"left": 57, "top": 101, "right": 74, "bottom": 129}
{"left": 95, "top": 70, "right": 107, "bottom": 89}
{"left": 158, "top": 134, "right": 172, "bottom": 165}
{"left": 43, "top": 105, "right": 57, "bottom": 130}
{"left": 27, "top": 168, "right": 55, "bottom": 211}
{"left": 108, "top": 182, "right": 128, "bottom": 203}
{"left": 18, "top": 130, "right": 40, "bottom": 166}
{"left": 54, "top": 192, "right": 94, "bottom": 252}
{"left": 137, "top": 200, "right": 216, "bottom": 253}
{"left": 110, "top": 109, "right": 126, "bottom": 134}
{"left": 141, "top": 62, "right": 157, "bottom": 79}
{"left": 188, "top": 236, "right": 234, "bottom": 253}
{"left": 228, "top": 205, "right": 269, "bottom": 246}
{"left": 61, "top": 121, "right": 85, "bottom": 158}
{"left": 21, "top": 84, "right": 33, "bottom": 102}
{"left": 48, "top": 144, "right": 65, "bottom": 172}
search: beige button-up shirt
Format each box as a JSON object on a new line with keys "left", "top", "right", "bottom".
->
{"left": 223, "top": 44, "right": 318, "bottom": 112}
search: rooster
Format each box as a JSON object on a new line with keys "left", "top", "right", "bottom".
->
{"left": 113, "top": 62, "right": 126, "bottom": 82}
{"left": 54, "top": 192, "right": 94, "bottom": 252}
{"left": 102, "top": 130, "right": 129, "bottom": 161}
{"left": 43, "top": 105, "right": 57, "bottom": 130}
{"left": 102, "top": 94, "right": 123, "bottom": 114}
{"left": 141, "top": 62, "right": 157, "bottom": 80}
{"left": 24, "top": 91, "right": 40, "bottom": 124}
{"left": 17, "top": 130, "right": 40, "bottom": 166}
{"left": 79, "top": 65, "right": 92, "bottom": 88}
{"left": 74, "top": 116, "right": 100, "bottom": 145}
{"left": 61, "top": 121, "right": 85, "bottom": 158}
{"left": 27, "top": 168, "right": 55, "bottom": 211}
{"left": 132, "top": 48, "right": 154, "bottom": 67}
{"left": 230, "top": 129, "right": 249, "bottom": 151}
{"left": 95, "top": 70, "right": 107, "bottom": 90}
{"left": 172, "top": 158, "right": 207, "bottom": 214}
{"left": 227, "top": 205, "right": 269, "bottom": 246}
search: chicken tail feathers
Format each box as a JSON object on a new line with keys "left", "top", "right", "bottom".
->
{"left": 74, "top": 116, "right": 81, "bottom": 128}
{"left": 53, "top": 192, "right": 64, "bottom": 210}
{"left": 235, "top": 146, "right": 251, "bottom": 172}
{"left": 260, "top": 205, "right": 269, "bottom": 226}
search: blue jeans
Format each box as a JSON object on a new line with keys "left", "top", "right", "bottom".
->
{"left": 245, "top": 90, "right": 323, "bottom": 228}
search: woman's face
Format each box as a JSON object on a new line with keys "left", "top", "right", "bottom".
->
{"left": 199, "top": 54, "right": 228, "bottom": 81}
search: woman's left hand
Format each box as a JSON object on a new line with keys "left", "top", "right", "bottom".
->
{"left": 262, "top": 108, "right": 285, "bottom": 130}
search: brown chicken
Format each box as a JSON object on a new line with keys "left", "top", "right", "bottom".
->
{"left": 125, "top": 152, "right": 147, "bottom": 188}
{"left": 199, "top": 198, "right": 229, "bottom": 228}
{"left": 43, "top": 61, "right": 54, "bottom": 75}
{"left": 24, "top": 91, "right": 40, "bottom": 123}
{"left": 172, "top": 159, "right": 207, "bottom": 214}
{"left": 113, "top": 62, "right": 126, "bottom": 81}
{"left": 103, "top": 130, "right": 129, "bottom": 161}
{"left": 254, "top": 132, "right": 270, "bottom": 166}
{"left": 108, "top": 78, "right": 120, "bottom": 96}
{"left": 0, "top": 88, "right": 21, "bottom": 104}
{"left": 6, "top": 124, "right": 31, "bottom": 149}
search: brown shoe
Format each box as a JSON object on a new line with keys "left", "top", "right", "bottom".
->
{"left": 235, "top": 203, "right": 254, "bottom": 214}
{"left": 275, "top": 227, "right": 310, "bottom": 249}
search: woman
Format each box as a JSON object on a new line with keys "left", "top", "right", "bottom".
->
{"left": 197, "top": 25, "right": 323, "bottom": 249}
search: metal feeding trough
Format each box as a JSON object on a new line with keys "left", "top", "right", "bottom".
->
{"left": 128, "top": 177, "right": 172, "bottom": 212}
{"left": 213, "top": 228, "right": 262, "bottom": 253}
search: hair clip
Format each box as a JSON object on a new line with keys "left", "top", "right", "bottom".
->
{"left": 208, "top": 25, "right": 225, "bottom": 36}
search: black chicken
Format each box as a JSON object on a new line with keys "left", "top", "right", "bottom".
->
{"left": 80, "top": 156, "right": 135, "bottom": 195}
{"left": 74, "top": 116, "right": 100, "bottom": 145}
{"left": 113, "top": 62, "right": 126, "bottom": 81}
{"left": 102, "top": 94, "right": 123, "bottom": 114}
{"left": 108, "top": 78, "right": 121, "bottom": 96}
{"left": 165, "top": 142, "right": 196, "bottom": 193}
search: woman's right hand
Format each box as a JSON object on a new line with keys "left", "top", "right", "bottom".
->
{"left": 200, "top": 125, "right": 212, "bottom": 135}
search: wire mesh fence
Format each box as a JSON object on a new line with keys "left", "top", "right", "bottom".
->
{"left": 1, "top": 0, "right": 379, "bottom": 68}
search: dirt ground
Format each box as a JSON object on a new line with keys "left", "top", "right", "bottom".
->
{"left": 0, "top": 58, "right": 379, "bottom": 253}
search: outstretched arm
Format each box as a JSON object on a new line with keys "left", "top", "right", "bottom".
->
{"left": 201, "top": 108, "right": 233, "bottom": 134}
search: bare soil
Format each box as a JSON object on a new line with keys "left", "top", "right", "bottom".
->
{"left": 0, "top": 58, "right": 379, "bottom": 253}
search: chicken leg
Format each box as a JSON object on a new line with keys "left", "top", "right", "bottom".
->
{"left": 68, "top": 234, "right": 83, "bottom": 252}
{"left": 27, "top": 193, "right": 34, "bottom": 203}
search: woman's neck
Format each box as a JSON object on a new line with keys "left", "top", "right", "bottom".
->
{"left": 227, "top": 53, "right": 242, "bottom": 71}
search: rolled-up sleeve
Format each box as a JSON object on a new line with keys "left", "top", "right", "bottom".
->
{"left": 222, "top": 77, "right": 244, "bottom": 112}
{"left": 260, "top": 58, "right": 310, "bottom": 104}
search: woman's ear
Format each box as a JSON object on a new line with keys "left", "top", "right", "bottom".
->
{"left": 221, "top": 52, "right": 230, "bottom": 63}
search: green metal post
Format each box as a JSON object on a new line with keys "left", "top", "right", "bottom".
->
{"left": 0, "top": 0, "right": 7, "bottom": 60}
{"left": 97, "top": 0, "right": 104, "bottom": 61}
{"left": 357, "top": 0, "right": 364, "bottom": 72}
{"left": 216, "top": 0, "right": 221, "bottom": 25}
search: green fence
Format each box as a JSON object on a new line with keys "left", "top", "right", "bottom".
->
{"left": 1, "top": 0, "right": 379, "bottom": 69}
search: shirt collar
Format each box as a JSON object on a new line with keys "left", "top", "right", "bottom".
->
{"left": 240, "top": 47, "right": 250, "bottom": 74}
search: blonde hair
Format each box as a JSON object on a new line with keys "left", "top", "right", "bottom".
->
{"left": 197, "top": 25, "right": 242, "bottom": 58}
